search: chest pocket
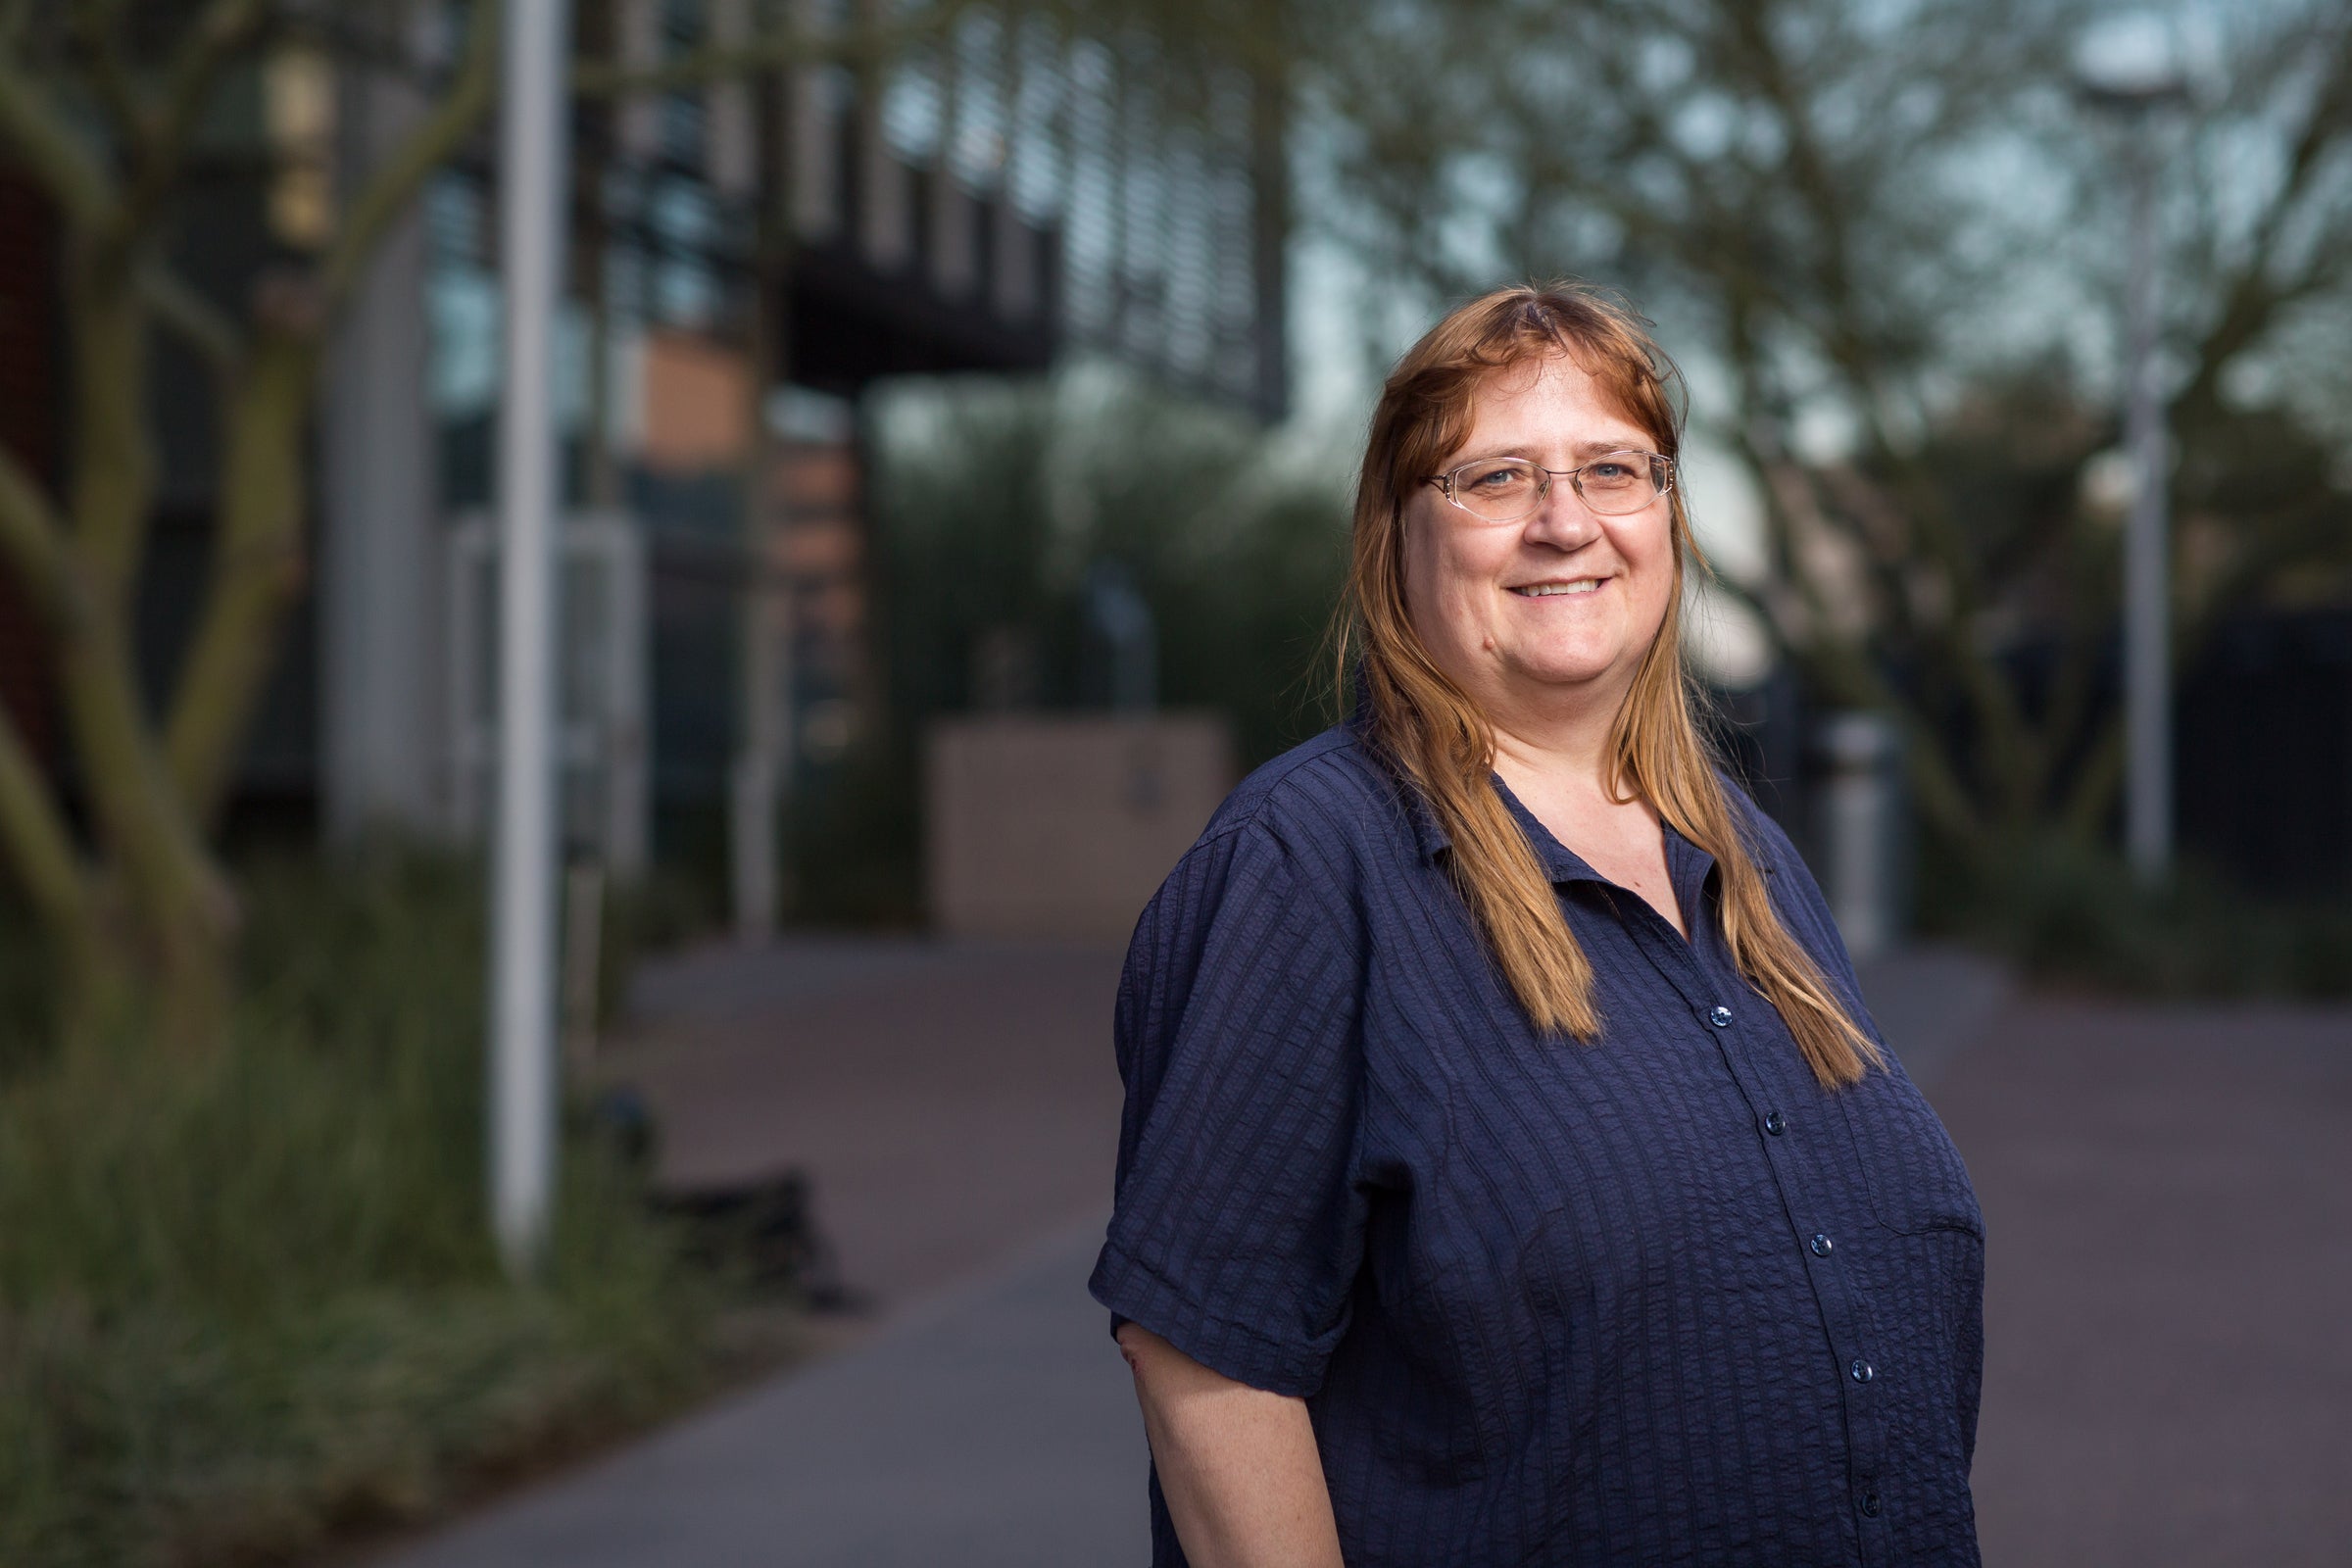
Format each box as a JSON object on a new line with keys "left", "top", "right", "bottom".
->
{"left": 1839, "top": 1064, "right": 1984, "bottom": 1238}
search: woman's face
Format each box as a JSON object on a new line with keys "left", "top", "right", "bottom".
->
{"left": 1401, "top": 353, "right": 1677, "bottom": 725}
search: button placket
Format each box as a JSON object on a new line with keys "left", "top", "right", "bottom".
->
{"left": 1620, "top": 906, "right": 1894, "bottom": 1555}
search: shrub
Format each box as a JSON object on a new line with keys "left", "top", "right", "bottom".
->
{"left": 0, "top": 852, "right": 781, "bottom": 1568}
{"left": 1927, "top": 833, "right": 2352, "bottom": 1000}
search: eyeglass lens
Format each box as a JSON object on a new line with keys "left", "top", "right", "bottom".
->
{"left": 1447, "top": 455, "right": 1663, "bottom": 520}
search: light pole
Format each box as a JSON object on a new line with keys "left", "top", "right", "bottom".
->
{"left": 490, "top": 0, "right": 574, "bottom": 1279}
{"left": 2074, "top": 17, "right": 2188, "bottom": 885}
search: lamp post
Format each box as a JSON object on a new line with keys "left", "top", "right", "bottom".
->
{"left": 490, "top": 0, "right": 574, "bottom": 1279}
{"left": 2075, "top": 17, "right": 2188, "bottom": 886}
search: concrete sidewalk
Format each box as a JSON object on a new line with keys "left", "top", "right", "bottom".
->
{"left": 1938, "top": 998, "right": 2352, "bottom": 1566}
{"left": 368, "top": 937, "right": 2350, "bottom": 1567}
{"left": 380, "top": 1216, "right": 1145, "bottom": 1568}
{"left": 378, "top": 935, "right": 1145, "bottom": 1568}
{"left": 607, "top": 937, "right": 1129, "bottom": 1308}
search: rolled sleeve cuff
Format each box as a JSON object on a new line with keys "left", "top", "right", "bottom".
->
{"left": 1089, "top": 1239, "right": 1335, "bottom": 1399}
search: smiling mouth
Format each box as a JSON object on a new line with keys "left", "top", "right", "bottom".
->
{"left": 1509, "top": 579, "right": 1603, "bottom": 597}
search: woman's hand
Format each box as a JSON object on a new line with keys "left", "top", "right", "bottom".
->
{"left": 1115, "top": 1322, "right": 1346, "bottom": 1568}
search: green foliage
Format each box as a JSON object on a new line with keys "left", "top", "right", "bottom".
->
{"left": 0, "top": 899, "right": 51, "bottom": 1080}
{"left": 0, "top": 854, "right": 776, "bottom": 1568}
{"left": 1926, "top": 834, "right": 2352, "bottom": 1000}
{"left": 870, "top": 365, "right": 1351, "bottom": 760}
{"left": 596, "top": 858, "right": 733, "bottom": 1022}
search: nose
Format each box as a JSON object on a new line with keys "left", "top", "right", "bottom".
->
{"left": 1522, "top": 472, "right": 1601, "bottom": 548}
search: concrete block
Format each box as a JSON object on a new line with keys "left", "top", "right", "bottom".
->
{"left": 927, "top": 713, "right": 1236, "bottom": 943}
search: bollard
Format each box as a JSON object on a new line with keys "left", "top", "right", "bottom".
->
{"left": 1813, "top": 712, "right": 1907, "bottom": 961}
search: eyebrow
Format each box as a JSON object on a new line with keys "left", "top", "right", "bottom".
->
{"left": 1463, "top": 439, "right": 1653, "bottom": 464}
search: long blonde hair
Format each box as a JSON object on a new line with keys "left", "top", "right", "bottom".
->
{"left": 1344, "top": 282, "right": 1881, "bottom": 1089}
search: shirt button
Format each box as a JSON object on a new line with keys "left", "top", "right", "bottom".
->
{"left": 1850, "top": 1358, "right": 1875, "bottom": 1384}
{"left": 1764, "top": 1111, "right": 1787, "bottom": 1136}
{"left": 1708, "top": 1004, "right": 1734, "bottom": 1027}
{"left": 1859, "top": 1489, "right": 1884, "bottom": 1518}
{"left": 1809, "top": 1233, "right": 1834, "bottom": 1256}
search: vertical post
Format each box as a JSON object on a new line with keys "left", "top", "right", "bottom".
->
{"left": 2122, "top": 149, "right": 2172, "bottom": 883}
{"left": 731, "top": 33, "right": 792, "bottom": 941}
{"left": 1815, "top": 713, "right": 1904, "bottom": 962}
{"left": 322, "top": 50, "right": 441, "bottom": 844}
{"left": 1248, "top": 65, "right": 1291, "bottom": 422}
{"left": 490, "top": 0, "right": 574, "bottom": 1280}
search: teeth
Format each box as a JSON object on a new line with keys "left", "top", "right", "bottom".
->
{"left": 1515, "top": 580, "right": 1599, "bottom": 596}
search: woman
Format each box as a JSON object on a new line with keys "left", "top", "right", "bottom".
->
{"left": 1089, "top": 283, "right": 1984, "bottom": 1567}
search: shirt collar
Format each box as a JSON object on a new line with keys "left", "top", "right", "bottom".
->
{"left": 1661, "top": 818, "right": 1721, "bottom": 918}
{"left": 1492, "top": 776, "right": 1609, "bottom": 884}
{"left": 1351, "top": 671, "right": 1722, "bottom": 899}
{"left": 1394, "top": 770, "right": 1612, "bottom": 885}
{"left": 1405, "top": 767, "right": 1725, "bottom": 914}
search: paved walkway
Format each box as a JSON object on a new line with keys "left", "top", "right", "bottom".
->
{"left": 612, "top": 937, "right": 1128, "bottom": 1306}
{"left": 372, "top": 937, "right": 2349, "bottom": 1567}
{"left": 378, "top": 1217, "right": 1139, "bottom": 1568}
{"left": 1936, "top": 998, "right": 2352, "bottom": 1566}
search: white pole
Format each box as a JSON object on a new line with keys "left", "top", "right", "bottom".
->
{"left": 490, "top": 0, "right": 573, "bottom": 1279}
{"left": 2122, "top": 148, "right": 2173, "bottom": 884}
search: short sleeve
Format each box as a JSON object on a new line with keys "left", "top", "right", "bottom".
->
{"left": 1089, "top": 819, "right": 1368, "bottom": 1398}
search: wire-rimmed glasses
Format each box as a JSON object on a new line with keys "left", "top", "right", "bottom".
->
{"left": 1427, "top": 451, "right": 1675, "bottom": 522}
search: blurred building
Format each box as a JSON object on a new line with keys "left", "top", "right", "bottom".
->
{"left": 0, "top": 2, "right": 1288, "bottom": 895}
{"left": 382, "top": 0, "right": 1288, "bottom": 889}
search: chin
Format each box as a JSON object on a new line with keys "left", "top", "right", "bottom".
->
{"left": 1523, "top": 636, "right": 1632, "bottom": 681}
{"left": 1501, "top": 653, "right": 1626, "bottom": 694}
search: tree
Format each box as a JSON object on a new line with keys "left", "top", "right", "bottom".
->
{"left": 1311, "top": 0, "right": 2352, "bottom": 863}
{"left": 0, "top": 0, "right": 963, "bottom": 1050}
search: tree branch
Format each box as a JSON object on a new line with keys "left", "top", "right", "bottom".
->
{"left": 0, "top": 697, "right": 87, "bottom": 935}
{"left": 141, "top": 264, "right": 247, "bottom": 374}
{"left": 111, "top": 0, "right": 280, "bottom": 246}
{"left": 0, "top": 46, "right": 120, "bottom": 228}
{"left": 148, "top": 0, "right": 277, "bottom": 160}
{"left": 2170, "top": 21, "right": 2352, "bottom": 431}
{"left": 2059, "top": 711, "right": 2124, "bottom": 841}
{"left": 163, "top": 333, "right": 318, "bottom": 825}
{"left": 1711, "top": 559, "right": 1984, "bottom": 847}
{"left": 317, "top": 0, "right": 499, "bottom": 315}
{"left": 63, "top": 267, "right": 160, "bottom": 598}
{"left": 69, "top": 0, "right": 145, "bottom": 149}
{"left": 0, "top": 440, "right": 72, "bottom": 628}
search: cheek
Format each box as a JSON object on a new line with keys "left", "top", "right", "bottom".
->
{"left": 1411, "top": 541, "right": 1514, "bottom": 670}
{"left": 1617, "top": 515, "right": 1679, "bottom": 617}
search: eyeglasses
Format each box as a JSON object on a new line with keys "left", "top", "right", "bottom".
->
{"left": 1426, "top": 451, "right": 1675, "bottom": 522}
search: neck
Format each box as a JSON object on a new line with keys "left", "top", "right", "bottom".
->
{"left": 1479, "top": 671, "right": 1637, "bottom": 802}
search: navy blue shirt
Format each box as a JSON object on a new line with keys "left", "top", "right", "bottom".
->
{"left": 1091, "top": 722, "right": 1984, "bottom": 1567}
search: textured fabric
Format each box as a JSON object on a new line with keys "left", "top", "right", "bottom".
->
{"left": 1090, "top": 720, "right": 1984, "bottom": 1567}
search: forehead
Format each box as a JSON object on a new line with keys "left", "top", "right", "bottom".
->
{"left": 1450, "top": 353, "right": 1655, "bottom": 458}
